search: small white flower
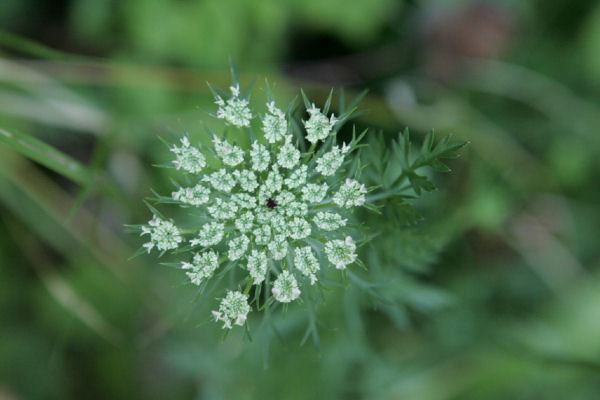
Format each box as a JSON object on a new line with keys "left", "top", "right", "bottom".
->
{"left": 141, "top": 215, "right": 182, "bottom": 253}
{"left": 172, "top": 184, "right": 210, "bottom": 206}
{"left": 284, "top": 165, "right": 308, "bottom": 189}
{"left": 231, "top": 193, "right": 257, "bottom": 209}
{"left": 333, "top": 179, "right": 367, "bottom": 208}
{"left": 272, "top": 270, "right": 301, "bottom": 303}
{"left": 277, "top": 142, "right": 301, "bottom": 169}
{"left": 304, "top": 104, "right": 338, "bottom": 144}
{"left": 262, "top": 101, "right": 288, "bottom": 143}
{"left": 213, "top": 136, "right": 245, "bottom": 166}
{"left": 235, "top": 211, "right": 255, "bottom": 233}
{"left": 287, "top": 217, "right": 311, "bottom": 240}
{"left": 208, "top": 198, "right": 238, "bottom": 220}
{"left": 284, "top": 201, "right": 308, "bottom": 217}
{"left": 269, "top": 213, "right": 287, "bottom": 235}
{"left": 228, "top": 235, "right": 250, "bottom": 260}
{"left": 275, "top": 191, "right": 295, "bottom": 207}
{"left": 268, "top": 234, "right": 288, "bottom": 260}
{"left": 233, "top": 170, "right": 259, "bottom": 192}
{"left": 215, "top": 85, "right": 252, "bottom": 127}
{"left": 204, "top": 169, "right": 236, "bottom": 192}
{"left": 313, "top": 211, "right": 347, "bottom": 231}
{"left": 190, "top": 221, "right": 225, "bottom": 247}
{"left": 212, "top": 290, "right": 251, "bottom": 329}
{"left": 182, "top": 250, "right": 219, "bottom": 285}
{"left": 249, "top": 142, "right": 270, "bottom": 172}
{"left": 262, "top": 168, "right": 283, "bottom": 196}
{"left": 315, "top": 145, "right": 348, "bottom": 176}
{"left": 324, "top": 236, "right": 357, "bottom": 270}
{"left": 170, "top": 137, "right": 206, "bottom": 174}
{"left": 253, "top": 224, "right": 272, "bottom": 245}
{"left": 301, "top": 183, "right": 328, "bottom": 203}
{"left": 247, "top": 249, "right": 268, "bottom": 285}
{"left": 294, "top": 247, "right": 320, "bottom": 285}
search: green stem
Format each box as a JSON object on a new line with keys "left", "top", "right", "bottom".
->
{"left": 303, "top": 142, "right": 317, "bottom": 163}
{"left": 243, "top": 278, "right": 253, "bottom": 295}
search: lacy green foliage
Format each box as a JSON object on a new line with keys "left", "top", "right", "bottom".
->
{"left": 362, "top": 129, "right": 467, "bottom": 226}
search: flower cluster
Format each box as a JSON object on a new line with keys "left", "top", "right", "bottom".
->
{"left": 140, "top": 83, "right": 368, "bottom": 330}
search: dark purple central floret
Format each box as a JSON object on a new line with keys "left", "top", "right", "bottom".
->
{"left": 266, "top": 198, "right": 277, "bottom": 209}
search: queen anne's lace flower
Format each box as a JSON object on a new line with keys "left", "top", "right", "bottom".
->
{"left": 262, "top": 102, "right": 289, "bottom": 143}
{"left": 272, "top": 270, "right": 301, "bottom": 303}
{"left": 204, "top": 169, "right": 236, "bottom": 192}
{"left": 182, "top": 250, "right": 219, "bottom": 285}
{"left": 172, "top": 184, "right": 210, "bottom": 206}
{"left": 333, "top": 179, "right": 367, "bottom": 208}
{"left": 277, "top": 142, "right": 301, "bottom": 169}
{"left": 316, "top": 144, "right": 350, "bottom": 176}
{"left": 215, "top": 85, "right": 252, "bottom": 127}
{"left": 247, "top": 249, "right": 268, "bottom": 284}
{"left": 139, "top": 83, "right": 370, "bottom": 330}
{"left": 228, "top": 235, "right": 250, "bottom": 260}
{"left": 213, "top": 136, "right": 245, "bottom": 166}
{"left": 249, "top": 142, "right": 270, "bottom": 171}
{"left": 294, "top": 247, "right": 320, "bottom": 284}
{"left": 190, "top": 222, "right": 224, "bottom": 247}
{"left": 141, "top": 215, "right": 182, "bottom": 253}
{"left": 324, "top": 236, "right": 357, "bottom": 270}
{"left": 304, "top": 104, "right": 338, "bottom": 144}
{"left": 313, "top": 211, "right": 347, "bottom": 231}
{"left": 212, "top": 291, "right": 251, "bottom": 329}
{"left": 170, "top": 137, "right": 206, "bottom": 174}
{"left": 301, "top": 183, "right": 328, "bottom": 203}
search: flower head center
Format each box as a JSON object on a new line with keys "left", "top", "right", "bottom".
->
{"left": 266, "top": 198, "right": 277, "bottom": 209}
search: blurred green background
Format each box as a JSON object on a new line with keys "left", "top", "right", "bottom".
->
{"left": 1, "top": 0, "right": 600, "bottom": 399}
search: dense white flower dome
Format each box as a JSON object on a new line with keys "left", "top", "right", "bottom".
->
{"left": 140, "top": 83, "right": 367, "bottom": 329}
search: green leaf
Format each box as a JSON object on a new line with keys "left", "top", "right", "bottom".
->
{"left": 300, "top": 89, "right": 312, "bottom": 110}
{"left": 408, "top": 173, "right": 436, "bottom": 195}
{"left": 0, "top": 127, "right": 91, "bottom": 184}
{"left": 323, "top": 88, "right": 334, "bottom": 115}
{"left": 430, "top": 159, "right": 451, "bottom": 172}
{"left": 421, "top": 130, "right": 435, "bottom": 155}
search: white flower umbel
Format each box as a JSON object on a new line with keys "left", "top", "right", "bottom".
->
{"left": 228, "top": 235, "right": 250, "bottom": 261}
{"left": 277, "top": 142, "right": 301, "bottom": 169}
{"left": 313, "top": 211, "right": 347, "bottom": 231}
{"left": 301, "top": 183, "right": 328, "bottom": 203}
{"left": 141, "top": 215, "right": 182, "bottom": 253}
{"left": 190, "top": 221, "right": 224, "bottom": 247}
{"left": 315, "top": 144, "right": 349, "bottom": 176}
{"left": 333, "top": 179, "right": 367, "bottom": 208}
{"left": 272, "top": 270, "right": 301, "bottom": 303}
{"left": 212, "top": 290, "right": 251, "bottom": 329}
{"left": 172, "top": 184, "right": 210, "bottom": 206}
{"left": 304, "top": 104, "right": 338, "bottom": 144}
{"left": 249, "top": 142, "right": 270, "bottom": 172}
{"left": 215, "top": 85, "right": 252, "bottom": 127}
{"left": 170, "top": 137, "right": 206, "bottom": 174}
{"left": 213, "top": 136, "right": 245, "bottom": 166}
{"left": 182, "top": 250, "right": 219, "bottom": 285}
{"left": 294, "top": 247, "right": 320, "bottom": 285}
{"left": 262, "top": 102, "right": 289, "bottom": 143}
{"left": 140, "top": 83, "right": 371, "bottom": 329}
{"left": 247, "top": 249, "right": 268, "bottom": 284}
{"left": 324, "top": 236, "right": 357, "bottom": 270}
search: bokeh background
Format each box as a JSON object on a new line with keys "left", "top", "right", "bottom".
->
{"left": 2, "top": 0, "right": 600, "bottom": 399}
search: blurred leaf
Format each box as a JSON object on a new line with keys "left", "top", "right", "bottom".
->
{"left": 0, "top": 127, "right": 91, "bottom": 184}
